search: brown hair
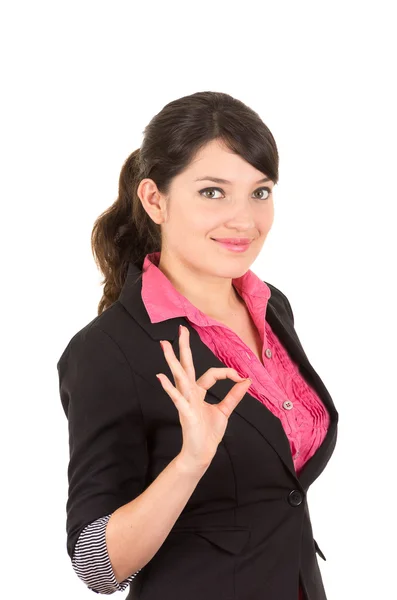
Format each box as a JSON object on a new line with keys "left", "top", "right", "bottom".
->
{"left": 91, "top": 91, "right": 279, "bottom": 315}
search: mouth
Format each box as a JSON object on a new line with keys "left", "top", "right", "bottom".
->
{"left": 211, "top": 239, "right": 252, "bottom": 253}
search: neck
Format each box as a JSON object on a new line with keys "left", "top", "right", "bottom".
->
{"left": 157, "top": 253, "right": 245, "bottom": 318}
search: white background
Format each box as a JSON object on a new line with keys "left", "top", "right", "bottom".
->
{"left": 1, "top": 1, "right": 396, "bottom": 598}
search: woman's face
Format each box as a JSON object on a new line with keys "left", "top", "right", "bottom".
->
{"left": 139, "top": 138, "right": 275, "bottom": 285}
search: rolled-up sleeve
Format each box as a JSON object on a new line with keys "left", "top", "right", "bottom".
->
{"left": 57, "top": 324, "right": 149, "bottom": 589}
{"left": 72, "top": 514, "right": 141, "bottom": 594}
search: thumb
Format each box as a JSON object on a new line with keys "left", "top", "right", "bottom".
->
{"left": 236, "top": 373, "right": 251, "bottom": 382}
{"left": 235, "top": 377, "right": 252, "bottom": 387}
{"left": 218, "top": 377, "right": 252, "bottom": 418}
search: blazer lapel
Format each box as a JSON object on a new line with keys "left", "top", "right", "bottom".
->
{"left": 119, "top": 261, "right": 338, "bottom": 489}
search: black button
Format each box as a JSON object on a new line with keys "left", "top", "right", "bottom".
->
{"left": 288, "top": 490, "right": 303, "bottom": 506}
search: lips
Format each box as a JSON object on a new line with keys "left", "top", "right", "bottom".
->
{"left": 211, "top": 238, "right": 251, "bottom": 245}
{"left": 211, "top": 239, "right": 251, "bottom": 253}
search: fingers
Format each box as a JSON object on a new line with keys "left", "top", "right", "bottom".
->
{"left": 155, "top": 373, "right": 191, "bottom": 413}
{"left": 217, "top": 378, "right": 252, "bottom": 419}
{"left": 159, "top": 327, "right": 251, "bottom": 412}
{"left": 178, "top": 326, "right": 196, "bottom": 381}
{"left": 160, "top": 337, "right": 192, "bottom": 398}
{"left": 196, "top": 367, "right": 249, "bottom": 391}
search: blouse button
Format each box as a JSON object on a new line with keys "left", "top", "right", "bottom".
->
{"left": 265, "top": 348, "right": 272, "bottom": 358}
{"left": 283, "top": 400, "right": 294, "bottom": 410}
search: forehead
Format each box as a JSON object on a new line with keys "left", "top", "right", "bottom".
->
{"left": 184, "top": 140, "right": 270, "bottom": 183}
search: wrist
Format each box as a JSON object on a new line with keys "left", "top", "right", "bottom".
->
{"left": 175, "top": 452, "right": 212, "bottom": 476}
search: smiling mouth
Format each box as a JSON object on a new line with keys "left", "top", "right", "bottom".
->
{"left": 211, "top": 239, "right": 252, "bottom": 244}
{"left": 211, "top": 239, "right": 252, "bottom": 252}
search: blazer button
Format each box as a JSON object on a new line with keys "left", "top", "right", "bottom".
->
{"left": 288, "top": 490, "right": 303, "bottom": 506}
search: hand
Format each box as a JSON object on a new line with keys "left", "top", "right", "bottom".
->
{"left": 156, "top": 325, "right": 252, "bottom": 469}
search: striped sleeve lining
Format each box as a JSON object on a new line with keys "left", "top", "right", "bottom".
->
{"left": 71, "top": 513, "right": 142, "bottom": 594}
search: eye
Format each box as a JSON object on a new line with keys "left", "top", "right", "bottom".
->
{"left": 253, "top": 187, "right": 272, "bottom": 200}
{"left": 199, "top": 187, "right": 223, "bottom": 199}
{"left": 199, "top": 186, "right": 272, "bottom": 200}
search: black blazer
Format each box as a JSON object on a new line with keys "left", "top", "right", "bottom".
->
{"left": 57, "top": 260, "right": 339, "bottom": 600}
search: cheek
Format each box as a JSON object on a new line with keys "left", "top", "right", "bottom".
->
{"left": 181, "top": 211, "right": 218, "bottom": 233}
{"left": 260, "top": 205, "right": 274, "bottom": 229}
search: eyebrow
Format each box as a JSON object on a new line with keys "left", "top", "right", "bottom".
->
{"left": 194, "top": 176, "right": 271, "bottom": 184}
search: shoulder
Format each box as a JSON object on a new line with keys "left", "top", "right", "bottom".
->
{"left": 56, "top": 301, "right": 135, "bottom": 373}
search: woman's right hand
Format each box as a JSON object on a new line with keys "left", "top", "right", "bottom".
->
{"left": 156, "top": 325, "right": 252, "bottom": 470}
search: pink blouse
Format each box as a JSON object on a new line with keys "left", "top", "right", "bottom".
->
{"left": 72, "top": 250, "right": 330, "bottom": 599}
{"left": 143, "top": 251, "right": 330, "bottom": 475}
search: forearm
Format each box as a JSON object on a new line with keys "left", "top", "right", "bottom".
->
{"left": 106, "top": 453, "right": 209, "bottom": 583}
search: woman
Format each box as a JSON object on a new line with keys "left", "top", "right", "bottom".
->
{"left": 57, "top": 91, "right": 338, "bottom": 599}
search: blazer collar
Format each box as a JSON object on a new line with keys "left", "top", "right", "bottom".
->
{"left": 119, "top": 261, "right": 338, "bottom": 491}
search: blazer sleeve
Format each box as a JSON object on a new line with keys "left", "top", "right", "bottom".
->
{"left": 57, "top": 324, "right": 149, "bottom": 562}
